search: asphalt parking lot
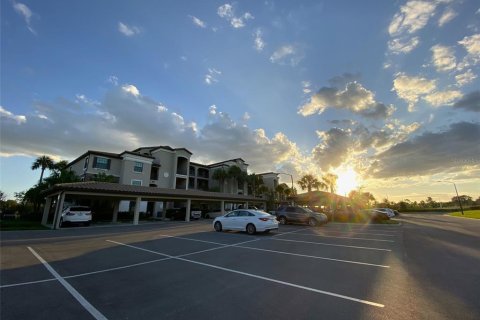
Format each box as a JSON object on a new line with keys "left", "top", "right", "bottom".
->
{"left": 1, "top": 215, "right": 479, "bottom": 319}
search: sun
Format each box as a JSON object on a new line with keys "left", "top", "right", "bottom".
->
{"left": 335, "top": 167, "right": 360, "bottom": 196}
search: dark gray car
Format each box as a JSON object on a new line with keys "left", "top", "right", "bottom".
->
{"left": 275, "top": 206, "right": 328, "bottom": 227}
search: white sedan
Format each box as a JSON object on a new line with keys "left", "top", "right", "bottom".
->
{"left": 213, "top": 209, "right": 279, "bottom": 235}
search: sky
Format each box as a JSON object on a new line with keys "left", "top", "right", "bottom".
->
{"left": 1, "top": 0, "right": 479, "bottom": 202}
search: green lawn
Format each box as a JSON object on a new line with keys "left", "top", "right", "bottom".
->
{"left": 0, "top": 220, "right": 49, "bottom": 231}
{"left": 449, "top": 210, "right": 480, "bottom": 219}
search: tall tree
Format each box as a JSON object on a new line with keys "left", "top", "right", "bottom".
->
{"left": 212, "top": 168, "right": 229, "bottom": 192}
{"left": 322, "top": 173, "right": 338, "bottom": 194}
{"left": 297, "top": 174, "right": 325, "bottom": 193}
{"left": 31, "top": 155, "right": 55, "bottom": 184}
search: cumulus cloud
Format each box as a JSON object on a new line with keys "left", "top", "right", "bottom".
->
{"left": 0, "top": 86, "right": 303, "bottom": 176}
{"left": 302, "top": 81, "right": 311, "bottom": 94}
{"left": 311, "top": 120, "right": 422, "bottom": 172}
{"left": 299, "top": 81, "right": 395, "bottom": 119}
{"left": 455, "top": 69, "right": 477, "bottom": 87}
{"left": 118, "top": 22, "right": 141, "bottom": 37}
{"left": 458, "top": 34, "right": 480, "bottom": 68}
{"left": 423, "top": 90, "right": 462, "bottom": 107}
{"left": 107, "top": 75, "right": 119, "bottom": 86}
{"left": 453, "top": 91, "right": 480, "bottom": 112}
{"left": 253, "top": 29, "right": 265, "bottom": 51}
{"left": 369, "top": 122, "right": 480, "bottom": 178}
{"left": 12, "top": 1, "right": 35, "bottom": 34}
{"left": 270, "top": 45, "right": 304, "bottom": 66}
{"left": 388, "top": 1, "right": 437, "bottom": 36}
{"left": 205, "top": 68, "right": 221, "bottom": 85}
{"left": 388, "top": 37, "right": 420, "bottom": 54}
{"left": 431, "top": 44, "right": 457, "bottom": 72}
{"left": 217, "top": 3, "right": 254, "bottom": 29}
{"left": 438, "top": 7, "right": 457, "bottom": 27}
{"left": 387, "top": 1, "right": 445, "bottom": 55}
{"left": 190, "top": 15, "right": 206, "bottom": 28}
{"left": 393, "top": 73, "right": 436, "bottom": 111}
{"left": 0, "top": 106, "right": 27, "bottom": 124}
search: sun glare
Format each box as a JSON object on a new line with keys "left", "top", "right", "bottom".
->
{"left": 335, "top": 167, "right": 359, "bottom": 196}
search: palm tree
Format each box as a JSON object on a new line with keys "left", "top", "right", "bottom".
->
{"left": 322, "top": 173, "right": 338, "bottom": 194}
{"left": 31, "top": 155, "right": 55, "bottom": 184}
{"left": 297, "top": 174, "right": 326, "bottom": 193}
{"left": 212, "top": 168, "right": 229, "bottom": 192}
{"left": 227, "top": 165, "right": 248, "bottom": 193}
{"left": 275, "top": 183, "right": 290, "bottom": 201}
{"left": 247, "top": 173, "right": 264, "bottom": 196}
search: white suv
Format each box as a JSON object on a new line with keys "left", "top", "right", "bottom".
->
{"left": 61, "top": 206, "right": 92, "bottom": 226}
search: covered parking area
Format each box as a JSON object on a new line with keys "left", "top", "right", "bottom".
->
{"left": 41, "top": 181, "right": 266, "bottom": 229}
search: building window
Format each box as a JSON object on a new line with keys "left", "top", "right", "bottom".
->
{"left": 131, "top": 180, "right": 142, "bottom": 186}
{"left": 134, "top": 161, "right": 143, "bottom": 173}
{"left": 93, "top": 156, "right": 110, "bottom": 170}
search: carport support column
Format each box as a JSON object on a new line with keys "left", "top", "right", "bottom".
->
{"left": 133, "top": 197, "right": 141, "bottom": 225}
{"left": 245, "top": 202, "right": 249, "bottom": 209}
{"left": 162, "top": 201, "right": 167, "bottom": 220}
{"left": 185, "top": 198, "right": 191, "bottom": 222}
{"left": 41, "top": 197, "right": 52, "bottom": 226}
{"left": 112, "top": 200, "right": 120, "bottom": 223}
{"left": 221, "top": 200, "right": 225, "bottom": 215}
{"left": 53, "top": 192, "right": 66, "bottom": 230}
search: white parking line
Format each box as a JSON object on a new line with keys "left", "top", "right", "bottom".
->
{"left": 27, "top": 247, "right": 108, "bottom": 320}
{"left": 280, "top": 233, "right": 395, "bottom": 242}
{"left": 0, "top": 278, "right": 57, "bottom": 288}
{"left": 300, "top": 231, "right": 398, "bottom": 237}
{"left": 108, "top": 240, "right": 384, "bottom": 308}
{"left": 269, "top": 238, "right": 392, "bottom": 252}
{"left": 235, "top": 246, "right": 390, "bottom": 268}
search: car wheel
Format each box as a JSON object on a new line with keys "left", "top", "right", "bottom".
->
{"left": 278, "top": 216, "right": 287, "bottom": 225}
{"left": 214, "top": 221, "right": 222, "bottom": 232}
{"left": 308, "top": 218, "right": 317, "bottom": 227}
{"left": 246, "top": 223, "right": 256, "bottom": 235}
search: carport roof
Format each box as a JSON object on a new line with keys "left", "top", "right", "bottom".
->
{"left": 43, "top": 181, "right": 263, "bottom": 201}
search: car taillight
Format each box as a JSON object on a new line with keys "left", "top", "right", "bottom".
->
{"left": 259, "top": 217, "right": 269, "bottom": 221}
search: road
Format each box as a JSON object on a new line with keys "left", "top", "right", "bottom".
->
{"left": 1, "top": 213, "right": 479, "bottom": 319}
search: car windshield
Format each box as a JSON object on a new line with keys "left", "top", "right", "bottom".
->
{"left": 69, "top": 207, "right": 90, "bottom": 212}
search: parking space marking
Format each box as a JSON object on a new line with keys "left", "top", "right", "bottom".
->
{"left": 27, "top": 247, "right": 108, "bottom": 320}
{"left": 270, "top": 238, "right": 392, "bottom": 251}
{"left": 280, "top": 233, "right": 395, "bottom": 242}
{"left": 0, "top": 278, "right": 57, "bottom": 289}
{"left": 300, "top": 231, "right": 398, "bottom": 237}
{"left": 108, "top": 240, "right": 385, "bottom": 308}
{"left": 235, "top": 246, "right": 390, "bottom": 268}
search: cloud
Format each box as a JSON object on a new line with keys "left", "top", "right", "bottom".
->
{"left": 299, "top": 81, "right": 395, "bottom": 119}
{"left": 388, "top": 37, "right": 420, "bottom": 54}
{"left": 118, "top": 22, "right": 141, "bottom": 37}
{"left": 455, "top": 69, "right": 477, "bottom": 87}
{"left": 107, "top": 75, "right": 119, "bottom": 86}
{"left": 0, "top": 106, "right": 27, "bottom": 124}
{"left": 438, "top": 7, "right": 457, "bottom": 27}
{"left": 453, "top": 91, "right": 480, "bottom": 112}
{"left": 190, "top": 15, "right": 206, "bottom": 28}
{"left": 387, "top": 0, "right": 445, "bottom": 55}
{"left": 392, "top": 73, "right": 436, "bottom": 111}
{"left": 431, "top": 44, "right": 457, "bottom": 72}
{"left": 458, "top": 34, "right": 480, "bottom": 67}
{"left": 302, "top": 81, "right": 311, "bottom": 94}
{"left": 205, "top": 68, "right": 221, "bottom": 85}
{"left": 388, "top": 1, "right": 437, "bottom": 36}
{"left": 369, "top": 122, "right": 480, "bottom": 178}
{"left": 423, "top": 90, "right": 462, "bottom": 107}
{"left": 217, "top": 3, "right": 254, "bottom": 29}
{"left": 12, "top": 1, "right": 36, "bottom": 34}
{"left": 253, "top": 29, "right": 265, "bottom": 51}
{"left": 0, "top": 86, "right": 303, "bottom": 176}
{"left": 270, "top": 45, "right": 303, "bottom": 66}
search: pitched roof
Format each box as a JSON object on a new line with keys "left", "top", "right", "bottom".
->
{"left": 43, "top": 181, "right": 262, "bottom": 202}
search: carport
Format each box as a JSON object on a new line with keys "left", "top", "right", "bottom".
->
{"left": 41, "top": 181, "right": 266, "bottom": 229}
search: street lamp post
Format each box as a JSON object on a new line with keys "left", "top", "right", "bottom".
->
{"left": 437, "top": 180, "right": 464, "bottom": 215}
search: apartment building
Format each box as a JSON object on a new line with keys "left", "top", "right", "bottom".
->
{"left": 67, "top": 146, "right": 268, "bottom": 195}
